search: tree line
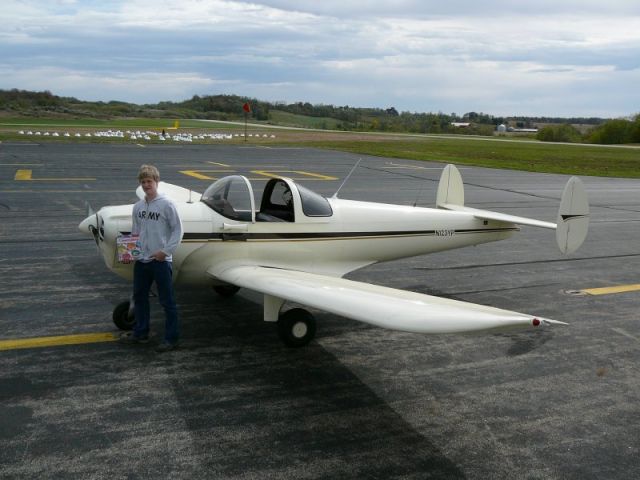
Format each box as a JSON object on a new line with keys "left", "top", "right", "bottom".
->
{"left": 2, "top": 89, "right": 637, "bottom": 144}
{"left": 536, "top": 117, "right": 640, "bottom": 144}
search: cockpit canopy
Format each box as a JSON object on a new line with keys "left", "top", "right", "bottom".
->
{"left": 201, "top": 175, "right": 254, "bottom": 222}
{"left": 201, "top": 175, "right": 332, "bottom": 222}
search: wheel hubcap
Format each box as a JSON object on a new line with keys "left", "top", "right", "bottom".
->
{"left": 292, "top": 321, "right": 308, "bottom": 339}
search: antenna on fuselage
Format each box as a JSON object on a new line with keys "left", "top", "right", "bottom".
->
{"left": 332, "top": 158, "right": 361, "bottom": 199}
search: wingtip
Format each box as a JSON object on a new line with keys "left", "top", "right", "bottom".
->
{"left": 537, "top": 317, "right": 569, "bottom": 327}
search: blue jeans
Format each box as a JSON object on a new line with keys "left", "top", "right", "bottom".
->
{"left": 133, "top": 260, "right": 179, "bottom": 344}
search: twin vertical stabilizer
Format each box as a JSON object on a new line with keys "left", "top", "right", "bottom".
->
{"left": 556, "top": 177, "right": 589, "bottom": 254}
{"left": 436, "top": 164, "right": 589, "bottom": 254}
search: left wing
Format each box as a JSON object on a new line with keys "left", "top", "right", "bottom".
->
{"left": 210, "top": 265, "right": 566, "bottom": 334}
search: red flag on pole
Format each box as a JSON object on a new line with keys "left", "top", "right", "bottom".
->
{"left": 242, "top": 102, "right": 251, "bottom": 113}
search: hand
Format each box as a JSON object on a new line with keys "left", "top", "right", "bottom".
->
{"left": 151, "top": 250, "right": 167, "bottom": 262}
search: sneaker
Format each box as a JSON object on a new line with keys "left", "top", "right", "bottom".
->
{"left": 119, "top": 332, "right": 149, "bottom": 344}
{"left": 155, "top": 342, "right": 178, "bottom": 353}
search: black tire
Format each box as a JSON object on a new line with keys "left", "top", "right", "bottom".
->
{"left": 213, "top": 285, "right": 241, "bottom": 298}
{"left": 113, "top": 300, "right": 135, "bottom": 330}
{"left": 277, "top": 308, "right": 316, "bottom": 348}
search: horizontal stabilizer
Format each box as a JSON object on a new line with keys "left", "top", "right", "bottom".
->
{"left": 439, "top": 203, "right": 556, "bottom": 229}
{"left": 136, "top": 182, "right": 202, "bottom": 203}
{"left": 209, "top": 265, "right": 566, "bottom": 334}
{"left": 436, "top": 164, "right": 555, "bottom": 228}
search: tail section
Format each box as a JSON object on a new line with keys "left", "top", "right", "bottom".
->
{"left": 436, "top": 164, "right": 589, "bottom": 254}
{"left": 556, "top": 177, "right": 589, "bottom": 254}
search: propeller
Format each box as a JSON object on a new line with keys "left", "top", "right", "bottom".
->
{"left": 81, "top": 202, "right": 101, "bottom": 246}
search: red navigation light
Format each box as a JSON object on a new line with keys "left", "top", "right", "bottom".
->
{"left": 532, "top": 318, "right": 541, "bottom": 327}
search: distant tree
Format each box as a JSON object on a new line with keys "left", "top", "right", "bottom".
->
{"left": 536, "top": 124, "right": 582, "bottom": 143}
{"left": 629, "top": 114, "right": 640, "bottom": 143}
{"left": 587, "top": 119, "right": 633, "bottom": 144}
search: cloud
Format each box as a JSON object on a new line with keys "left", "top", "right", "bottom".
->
{"left": 0, "top": 65, "right": 219, "bottom": 104}
{"left": 1, "top": 0, "right": 639, "bottom": 116}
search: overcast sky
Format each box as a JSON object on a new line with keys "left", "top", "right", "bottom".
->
{"left": 2, "top": 0, "right": 639, "bottom": 117}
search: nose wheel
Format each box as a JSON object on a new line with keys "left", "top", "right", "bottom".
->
{"left": 113, "top": 300, "right": 135, "bottom": 330}
{"left": 277, "top": 308, "right": 316, "bottom": 347}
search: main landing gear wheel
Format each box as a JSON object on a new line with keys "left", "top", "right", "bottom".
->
{"left": 113, "top": 300, "right": 135, "bottom": 330}
{"left": 213, "top": 285, "right": 241, "bottom": 298}
{"left": 277, "top": 308, "right": 316, "bottom": 348}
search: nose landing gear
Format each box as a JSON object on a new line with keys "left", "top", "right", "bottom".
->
{"left": 113, "top": 300, "right": 135, "bottom": 330}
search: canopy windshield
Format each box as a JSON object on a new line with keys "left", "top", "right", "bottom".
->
{"left": 201, "top": 175, "right": 255, "bottom": 222}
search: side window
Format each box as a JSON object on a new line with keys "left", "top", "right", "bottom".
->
{"left": 298, "top": 184, "right": 333, "bottom": 217}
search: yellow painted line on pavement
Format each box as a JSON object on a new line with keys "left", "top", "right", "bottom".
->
{"left": 0, "top": 332, "right": 118, "bottom": 351}
{"left": 251, "top": 170, "right": 338, "bottom": 180}
{"left": 180, "top": 169, "right": 337, "bottom": 181}
{"left": 180, "top": 169, "right": 235, "bottom": 180}
{"left": 581, "top": 284, "right": 640, "bottom": 296}
{"left": 14, "top": 169, "right": 95, "bottom": 181}
{"left": 14, "top": 169, "right": 32, "bottom": 180}
{"left": 207, "top": 161, "right": 230, "bottom": 167}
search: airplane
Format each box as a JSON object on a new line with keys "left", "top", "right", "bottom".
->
{"left": 78, "top": 164, "right": 589, "bottom": 347}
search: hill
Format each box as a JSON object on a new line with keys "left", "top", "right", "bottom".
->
{"left": 0, "top": 88, "right": 611, "bottom": 138}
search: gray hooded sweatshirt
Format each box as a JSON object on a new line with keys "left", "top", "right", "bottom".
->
{"left": 132, "top": 193, "right": 183, "bottom": 263}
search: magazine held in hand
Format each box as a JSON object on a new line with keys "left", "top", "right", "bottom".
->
{"left": 116, "top": 234, "right": 141, "bottom": 262}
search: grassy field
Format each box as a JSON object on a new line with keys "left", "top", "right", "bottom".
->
{"left": 294, "top": 135, "right": 640, "bottom": 178}
{"left": 1, "top": 116, "right": 639, "bottom": 178}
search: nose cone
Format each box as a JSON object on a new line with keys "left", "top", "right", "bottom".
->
{"left": 79, "top": 214, "right": 97, "bottom": 235}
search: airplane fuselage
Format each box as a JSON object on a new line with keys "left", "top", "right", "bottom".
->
{"left": 89, "top": 196, "right": 517, "bottom": 285}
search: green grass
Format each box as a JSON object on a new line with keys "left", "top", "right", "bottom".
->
{"left": 295, "top": 136, "right": 640, "bottom": 178}
{"left": 2, "top": 115, "right": 639, "bottom": 178}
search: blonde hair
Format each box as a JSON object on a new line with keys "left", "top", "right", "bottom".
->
{"left": 138, "top": 164, "right": 160, "bottom": 182}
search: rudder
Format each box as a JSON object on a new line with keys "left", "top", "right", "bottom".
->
{"left": 556, "top": 177, "right": 589, "bottom": 254}
{"left": 436, "top": 164, "right": 464, "bottom": 208}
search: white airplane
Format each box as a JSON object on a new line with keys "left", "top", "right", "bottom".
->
{"left": 78, "top": 164, "right": 589, "bottom": 347}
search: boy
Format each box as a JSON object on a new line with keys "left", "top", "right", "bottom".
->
{"left": 120, "top": 164, "right": 183, "bottom": 352}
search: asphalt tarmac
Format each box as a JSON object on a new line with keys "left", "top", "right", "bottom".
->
{"left": 1, "top": 142, "right": 639, "bottom": 479}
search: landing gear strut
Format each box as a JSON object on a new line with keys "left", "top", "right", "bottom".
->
{"left": 277, "top": 308, "right": 316, "bottom": 347}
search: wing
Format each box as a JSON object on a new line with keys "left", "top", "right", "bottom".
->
{"left": 210, "top": 265, "right": 566, "bottom": 334}
{"left": 136, "top": 181, "right": 202, "bottom": 202}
